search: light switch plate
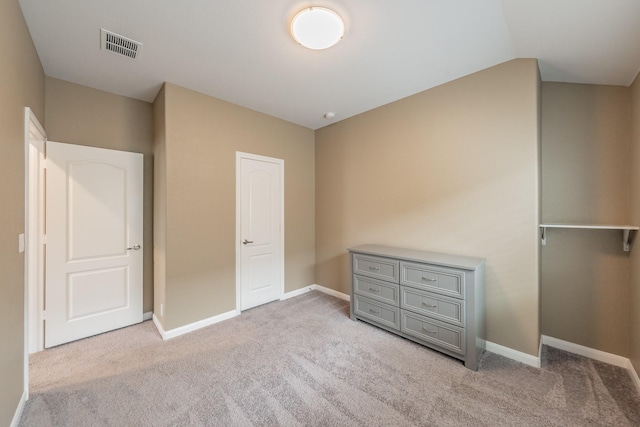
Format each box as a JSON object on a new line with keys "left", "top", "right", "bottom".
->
{"left": 18, "top": 233, "right": 25, "bottom": 253}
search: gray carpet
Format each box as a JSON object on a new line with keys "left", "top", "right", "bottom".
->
{"left": 20, "top": 291, "right": 640, "bottom": 426}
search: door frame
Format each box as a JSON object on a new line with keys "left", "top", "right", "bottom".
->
{"left": 235, "top": 151, "right": 285, "bottom": 312}
{"left": 25, "top": 109, "right": 46, "bottom": 355}
{"left": 24, "top": 107, "right": 46, "bottom": 398}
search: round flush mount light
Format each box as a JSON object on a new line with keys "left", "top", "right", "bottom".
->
{"left": 291, "top": 7, "right": 345, "bottom": 50}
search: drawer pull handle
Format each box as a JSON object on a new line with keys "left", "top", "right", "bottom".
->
{"left": 369, "top": 308, "right": 380, "bottom": 314}
{"left": 422, "top": 277, "right": 437, "bottom": 282}
{"left": 422, "top": 327, "right": 437, "bottom": 334}
{"left": 369, "top": 266, "right": 380, "bottom": 271}
{"left": 422, "top": 302, "right": 437, "bottom": 308}
{"left": 368, "top": 287, "right": 380, "bottom": 292}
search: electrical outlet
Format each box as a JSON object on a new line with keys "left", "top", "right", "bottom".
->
{"left": 160, "top": 303, "right": 164, "bottom": 316}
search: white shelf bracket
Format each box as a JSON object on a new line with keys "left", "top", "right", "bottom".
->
{"left": 623, "top": 229, "right": 633, "bottom": 252}
{"left": 541, "top": 226, "right": 546, "bottom": 246}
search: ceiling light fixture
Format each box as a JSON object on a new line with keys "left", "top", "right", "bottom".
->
{"left": 290, "top": 7, "right": 345, "bottom": 50}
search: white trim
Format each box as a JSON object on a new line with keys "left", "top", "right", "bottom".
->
{"left": 235, "top": 152, "right": 241, "bottom": 312}
{"left": 280, "top": 284, "right": 351, "bottom": 302}
{"left": 26, "top": 138, "right": 45, "bottom": 355}
{"left": 24, "top": 108, "right": 46, "bottom": 401}
{"left": 281, "top": 285, "right": 314, "bottom": 300}
{"left": 541, "top": 335, "right": 640, "bottom": 395}
{"left": 143, "top": 311, "right": 153, "bottom": 321}
{"left": 152, "top": 310, "right": 239, "bottom": 340}
{"left": 10, "top": 390, "right": 27, "bottom": 427}
{"left": 485, "top": 341, "right": 541, "bottom": 368}
{"left": 311, "top": 284, "right": 350, "bottom": 301}
{"left": 152, "top": 314, "right": 164, "bottom": 337}
{"left": 541, "top": 335, "right": 628, "bottom": 368}
{"left": 538, "top": 335, "right": 544, "bottom": 360}
{"left": 152, "top": 315, "right": 164, "bottom": 337}
{"left": 628, "top": 359, "right": 640, "bottom": 395}
{"left": 235, "top": 151, "right": 285, "bottom": 312}
{"left": 151, "top": 284, "right": 348, "bottom": 341}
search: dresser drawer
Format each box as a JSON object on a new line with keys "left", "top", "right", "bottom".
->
{"left": 401, "top": 286, "right": 465, "bottom": 327}
{"left": 400, "top": 262, "right": 464, "bottom": 298}
{"left": 353, "top": 254, "right": 400, "bottom": 283}
{"left": 401, "top": 310, "right": 465, "bottom": 355}
{"left": 353, "top": 295, "right": 400, "bottom": 330}
{"left": 354, "top": 275, "right": 399, "bottom": 306}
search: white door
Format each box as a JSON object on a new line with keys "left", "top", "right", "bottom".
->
{"left": 237, "top": 153, "right": 284, "bottom": 311}
{"left": 45, "top": 141, "right": 143, "bottom": 348}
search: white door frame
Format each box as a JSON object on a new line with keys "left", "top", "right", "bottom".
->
{"left": 24, "top": 107, "right": 46, "bottom": 398}
{"left": 235, "top": 151, "right": 285, "bottom": 312}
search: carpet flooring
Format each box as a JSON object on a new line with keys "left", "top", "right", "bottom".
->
{"left": 20, "top": 290, "right": 640, "bottom": 426}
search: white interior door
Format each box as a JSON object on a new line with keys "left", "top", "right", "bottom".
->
{"left": 237, "top": 153, "right": 284, "bottom": 311}
{"left": 45, "top": 141, "right": 143, "bottom": 348}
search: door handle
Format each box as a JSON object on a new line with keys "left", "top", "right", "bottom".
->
{"left": 242, "top": 239, "right": 253, "bottom": 245}
{"left": 127, "top": 244, "right": 141, "bottom": 250}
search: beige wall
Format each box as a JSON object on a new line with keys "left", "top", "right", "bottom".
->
{"left": 315, "top": 59, "right": 541, "bottom": 355}
{"left": 630, "top": 72, "right": 640, "bottom": 374}
{"left": 0, "top": 0, "right": 45, "bottom": 424}
{"left": 45, "top": 77, "right": 155, "bottom": 313}
{"left": 156, "top": 83, "right": 315, "bottom": 331}
{"left": 541, "top": 83, "right": 631, "bottom": 356}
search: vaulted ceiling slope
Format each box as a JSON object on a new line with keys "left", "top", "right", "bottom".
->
{"left": 19, "top": 0, "right": 640, "bottom": 129}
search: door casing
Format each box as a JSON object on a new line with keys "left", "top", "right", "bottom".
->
{"left": 24, "top": 107, "right": 46, "bottom": 400}
{"left": 25, "top": 108, "right": 46, "bottom": 354}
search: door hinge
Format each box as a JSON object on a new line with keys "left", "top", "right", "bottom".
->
{"left": 42, "top": 234, "right": 46, "bottom": 244}
{"left": 42, "top": 310, "right": 46, "bottom": 320}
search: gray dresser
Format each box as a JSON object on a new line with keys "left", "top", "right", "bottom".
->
{"left": 349, "top": 244, "right": 486, "bottom": 370}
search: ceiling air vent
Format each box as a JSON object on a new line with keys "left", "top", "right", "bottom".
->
{"left": 100, "top": 29, "right": 141, "bottom": 59}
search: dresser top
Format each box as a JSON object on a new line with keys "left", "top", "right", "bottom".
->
{"left": 348, "top": 244, "right": 485, "bottom": 271}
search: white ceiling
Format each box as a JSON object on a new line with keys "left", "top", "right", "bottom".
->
{"left": 18, "top": 0, "right": 640, "bottom": 130}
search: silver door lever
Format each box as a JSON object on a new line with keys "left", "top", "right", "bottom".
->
{"left": 242, "top": 239, "right": 253, "bottom": 245}
{"left": 127, "top": 244, "right": 141, "bottom": 250}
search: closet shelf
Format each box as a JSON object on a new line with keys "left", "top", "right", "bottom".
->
{"left": 539, "top": 224, "right": 640, "bottom": 252}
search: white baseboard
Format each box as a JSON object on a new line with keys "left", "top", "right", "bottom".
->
{"left": 541, "top": 335, "right": 640, "bottom": 395}
{"left": 281, "top": 285, "right": 314, "bottom": 300}
{"left": 310, "top": 284, "right": 350, "bottom": 301}
{"left": 485, "top": 340, "right": 541, "bottom": 368}
{"left": 10, "top": 390, "right": 27, "bottom": 427}
{"left": 281, "top": 284, "right": 350, "bottom": 302}
{"left": 152, "top": 314, "right": 163, "bottom": 337}
{"left": 152, "top": 285, "right": 349, "bottom": 341}
{"left": 143, "top": 311, "right": 153, "bottom": 321}
{"left": 628, "top": 359, "right": 640, "bottom": 394}
{"left": 538, "top": 335, "right": 544, "bottom": 360}
{"left": 152, "top": 310, "right": 239, "bottom": 340}
{"left": 541, "top": 335, "right": 628, "bottom": 368}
